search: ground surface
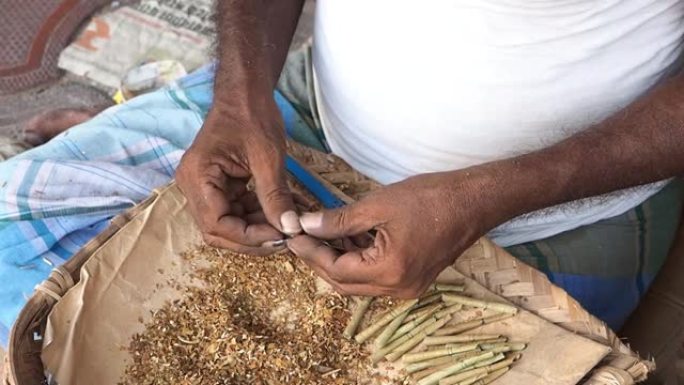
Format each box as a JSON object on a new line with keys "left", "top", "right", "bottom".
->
{"left": 0, "top": 0, "right": 315, "bottom": 142}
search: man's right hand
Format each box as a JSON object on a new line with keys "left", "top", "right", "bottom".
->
{"left": 176, "top": 98, "right": 301, "bottom": 255}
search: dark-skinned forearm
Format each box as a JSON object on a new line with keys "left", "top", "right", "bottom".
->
{"left": 466, "top": 75, "right": 684, "bottom": 230}
{"left": 214, "top": 0, "right": 304, "bottom": 105}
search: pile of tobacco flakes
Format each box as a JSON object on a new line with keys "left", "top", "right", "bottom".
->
{"left": 119, "top": 246, "right": 390, "bottom": 385}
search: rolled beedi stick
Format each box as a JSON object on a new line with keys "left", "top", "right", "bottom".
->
{"left": 417, "top": 292, "right": 443, "bottom": 307}
{"left": 476, "top": 353, "right": 519, "bottom": 370}
{"left": 445, "top": 372, "right": 489, "bottom": 385}
{"left": 406, "top": 350, "right": 483, "bottom": 374}
{"left": 478, "top": 337, "right": 508, "bottom": 345}
{"left": 458, "top": 374, "right": 487, "bottom": 385}
{"left": 417, "top": 351, "right": 496, "bottom": 385}
{"left": 479, "top": 342, "right": 527, "bottom": 352}
{"left": 343, "top": 296, "right": 373, "bottom": 339}
{"left": 424, "top": 334, "right": 502, "bottom": 346}
{"left": 433, "top": 313, "right": 514, "bottom": 336}
{"left": 442, "top": 294, "right": 518, "bottom": 315}
{"left": 468, "top": 352, "right": 505, "bottom": 368}
{"left": 439, "top": 368, "right": 489, "bottom": 385}
{"left": 403, "top": 342, "right": 480, "bottom": 364}
{"left": 355, "top": 299, "right": 419, "bottom": 343}
{"left": 413, "top": 362, "right": 455, "bottom": 381}
{"left": 428, "top": 338, "right": 508, "bottom": 349}
{"left": 371, "top": 316, "right": 439, "bottom": 363}
{"left": 392, "top": 306, "right": 442, "bottom": 343}
{"left": 405, "top": 303, "right": 444, "bottom": 323}
{"left": 412, "top": 352, "right": 502, "bottom": 381}
{"left": 413, "top": 351, "right": 500, "bottom": 381}
{"left": 471, "top": 367, "right": 509, "bottom": 385}
{"left": 435, "top": 284, "right": 466, "bottom": 292}
{"left": 385, "top": 316, "right": 452, "bottom": 362}
{"left": 438, "top": 353, "right": 508, "bottom": 385}
{"left": 375, "top": 309, "right": 409, "bottom": 348}
{"left": 433, "top": 320, "right": 484, "bottom": 337}
{"left": 482, "top": 346, "right": 513, "bottom": 354}
{"left": 434, "top": 303, "right": 464, "bottom": 319}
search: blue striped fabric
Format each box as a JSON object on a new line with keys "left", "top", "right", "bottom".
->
{"left": 0, "top": 63, "right": 309, "bottom": 347}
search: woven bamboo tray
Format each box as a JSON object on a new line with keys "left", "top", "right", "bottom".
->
{"left": 4, "top": 142, "right": 652, "bottom": 384}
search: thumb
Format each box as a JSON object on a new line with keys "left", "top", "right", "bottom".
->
{"left": 252, "top": 158, "right": 300, "bottom": 235}
{"left": 299, "top": 202, "right": 376, "bottom": 239}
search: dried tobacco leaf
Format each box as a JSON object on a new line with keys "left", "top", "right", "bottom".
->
{"left": 120, "top": 246, "right": 389, "bottom": 385}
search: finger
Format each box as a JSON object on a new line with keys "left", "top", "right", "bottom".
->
{"left": 238, "top": 192, "right": 261, "bottom": 213}
{"left": 288, "top": 237, "right": 389, "bottom": 296}
{"left": 202, "top": 233, "right": 285, "bottom": 256}
{"left": 229, "top": 202, "right": 245, "bottom": 217}
{"left": 220, "top": 177, "right": 248, "bottom": 201}
{"left": 287, "top": 235, "right": 378, "bottom": 285}
{"left": 245, "top": 211, "right": 268, "bottom": 225}
{"left": 288, "top": 237, "right": 419, "bottom": 297}
{"left": 186, "top": 181, "right": 231, "bottom": 226}
{"left": 323, "top": 277, "right": 391, "bottom": 297}
{"left": 341, "top": 237, "right": 360, "bottom": 251}
{"left": 194, "top": 177, "right": 284, "bottom": 244}
{"left": 193, "top": 177, "right": 244, "bottom": 219}
{"left": 216, "top": 216, "right": 284, "bottom": 246}
{"left": 350, "top": 233, "right": 374, "bottom": 249}
{"left": 250, "top": 151, "right": 300, "bottom": 235}
{"left": 292, "top": 191, "right": 317, "bottom": 211}
{"left": 298, "top": 202, "right": 377, "bottom": 240}
{"left": 190, "top": 182, "right": 278, "bottom": 242}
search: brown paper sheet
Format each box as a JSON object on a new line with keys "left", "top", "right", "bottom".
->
{"left": 41, "top": 184, "right": 610, "bottom": 384}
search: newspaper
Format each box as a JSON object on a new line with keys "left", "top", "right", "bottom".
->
{"left": 58, "top": 0, "right": 215, "bottom": 90}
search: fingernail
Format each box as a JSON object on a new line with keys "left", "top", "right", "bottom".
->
{"left": 261, "top": 239, "right": 286, "bottom": 248}
{"left": 280, "top": 210, "right": 302, "bottom": 235}
{"left": 299, "top": 212, "right": 323, "bottom": 233}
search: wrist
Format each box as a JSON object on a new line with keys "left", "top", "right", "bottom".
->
{"left": 207, "top": 90, "right": 282, "bottom": 133}
{"left": 451, "top": 151, "right": 576, "bottom": 232}
{"left": 442, "top": 161, "right": 541, "bottom": 234}
{"left": 213, "top": 81, "right": 275, "bottom": 113}
{"left": 213, "top": 51, "right": 276, "bottom": 106}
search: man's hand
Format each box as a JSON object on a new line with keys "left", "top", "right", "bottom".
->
{"left": 176, "top": 100, "right": 301, "bottom": 255}
{"left": 288, "top": 171, "right": 493, "bottom": 298}
{"left": 175, "top": 0, "right": 305, "bottom": 254}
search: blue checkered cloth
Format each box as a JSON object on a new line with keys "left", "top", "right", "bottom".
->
{"left": 0, "top": 63, "right": 309, "bottom": 347}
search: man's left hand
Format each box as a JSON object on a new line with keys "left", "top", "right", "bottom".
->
{"left": 288, "top": 171, "right": 495, "bottom": 298}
